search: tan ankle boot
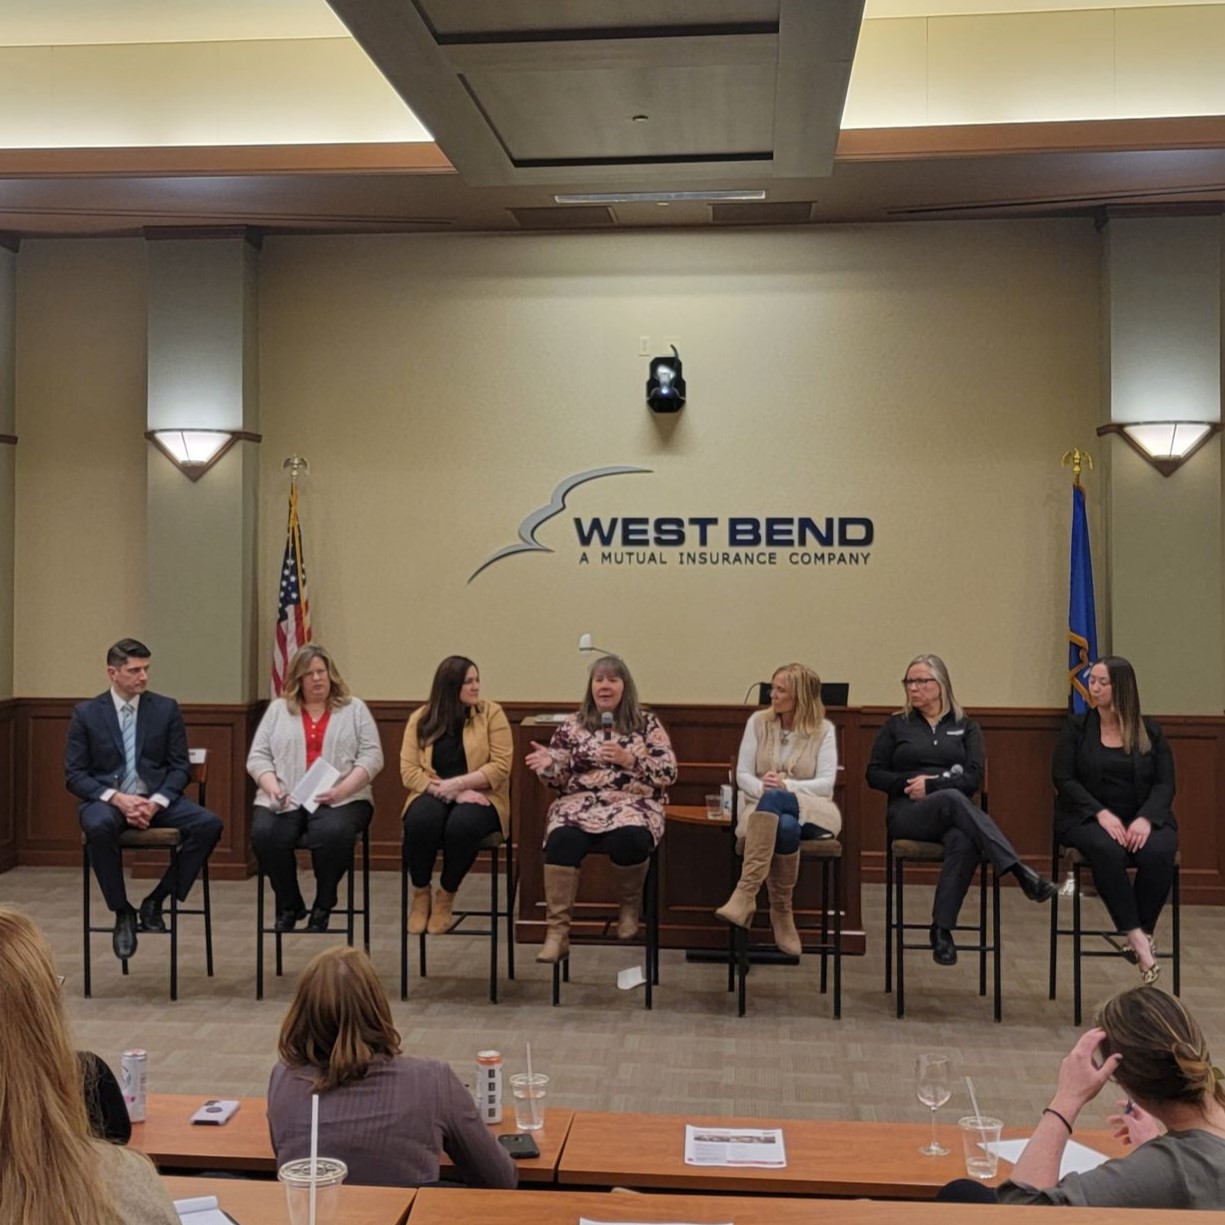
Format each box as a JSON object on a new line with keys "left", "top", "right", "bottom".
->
{"left": 537, "top": 865, "right": 580, "bottom": 963}
{"left": 766, "top": 850, "right": 802, "bottom": 956}
{"left": 612, "top": 861, "right": 649, "bottom": 940}
{"left": 407, "top": 885, "right": 431, "bottom": 935}
{"left": 715, "top": 809, "right": 779, "bottom": 929}
{"left": 427, "top": 887, "right": 455, "bottom": 934}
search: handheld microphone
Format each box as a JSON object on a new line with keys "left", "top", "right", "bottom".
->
{"left": 941, "top": 763, "right": 964, "bottom": 781}
{"left": 601, "top": 711, "right": 613, "bottom": 741}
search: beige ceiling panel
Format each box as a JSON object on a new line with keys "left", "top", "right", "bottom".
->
{"left": 1116, "top": 6, "right": 1225, "bottom": 119}
{"left": 214, "top": 39, "right": 430, "bottom": 145}
{"left": 48, "top": 43, "right": 222, "bottom": 147}
{"left": 0, "top": 48, "right": 54, "bottom": 147}
{"left": 928, "top": 10, "right": 1116, "bottom": 125}
{"left": 842, "top": 17, "right": 928, "bottom": 129}
{"left": 463, "top": 65, "right": 777, "bottom": 161}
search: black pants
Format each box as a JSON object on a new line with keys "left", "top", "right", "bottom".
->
{"left": 1060, "top": 820, "right": 1178, "bottom": 933}
{"left": 251, "top": 800, "right": 372, "bottom": 913}
{"left": 888, "top": 790, "right": 1020, "bottom": 930}
{"left": 403, "top": 794, "right": 502, "bottom": 892}
{"left": 80, "top": 796, "right": 222, "bottom": 913}
{"left": 545, "top": 825, "right": 654, "bottom": 867}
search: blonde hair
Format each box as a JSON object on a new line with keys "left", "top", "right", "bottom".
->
{"left": 282, "top": 644, "right": 352, "bottom": 715}
{"left": 278, "top": 947, "right": 401, "bottom": 1094}
{"left": 901, "top": 653, "right": 964, "bottom": 722}
{"left": 0, "top": 907, "right": 120, "bottom": 1225}
{"left": 767, "top": 663, "right": 826, "bottom": 737}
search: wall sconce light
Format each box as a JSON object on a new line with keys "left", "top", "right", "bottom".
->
{"left": 1096, "top": 421, "right": 1221, "bottom": 477}
{"left": 577, "top": 633, "right": 617, "bottom": 656}
{"left": 146, "top": 429, "right": 261, "bottom": 481}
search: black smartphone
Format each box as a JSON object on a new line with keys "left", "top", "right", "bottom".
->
{"left": 498, "top": 1133, "right": 540, "bottom": 1159}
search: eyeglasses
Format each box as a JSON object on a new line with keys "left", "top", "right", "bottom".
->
{"left": 55, "top": 974, "right": 65, "bottom": 989}
{"left": 902, "top": 677, "right": 937, "bottom": 688}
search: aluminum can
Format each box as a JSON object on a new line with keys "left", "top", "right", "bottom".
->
{"left": 121, "top": 1049, "right": 147, "bottom": 1123}
{"left": 476, "top": 1050, "right": 503, "bottom": 1125}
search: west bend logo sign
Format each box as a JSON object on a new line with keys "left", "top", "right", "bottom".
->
{"left": 468, "top": 466, "right": 874, "bottom": 584}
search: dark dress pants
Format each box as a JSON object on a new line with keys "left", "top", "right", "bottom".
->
{"left": 403, "top": 794, "right": 502, "bottom": 892}
{"left": 251, "top": 800, "right": 372, "bottom": 912}
{"left": 544, "top": 824, "right": 654, "bottom": 867}
{"left": 888, "top": 789, "right": 1020, "bottom": 930}
{"left": 1060, "top": 820, "right": 1178, "bottom": 933}
{"left": 80, "top": 795, "right": 223, "bottom": 914}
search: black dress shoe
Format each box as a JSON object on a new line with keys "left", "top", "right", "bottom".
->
{"left": 1014, "top": 862, "right": 1058, "bottom": 903}
{"left": 113, "top": 909, "right": 138, "bottom": 961}
{"left": 275, "top": 906, "right": 308, "bottom": 933}
{"left": 930, "top": 924, "right": 957, "bottom": 966}
{"left": 138, "top": 896, "right": 167, "bottom": 932}
{"left": 306, "top": 906, "right": 331, "bottom": 933}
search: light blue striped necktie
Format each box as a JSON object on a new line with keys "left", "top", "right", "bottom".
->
{"left": 120, "top": 703, "right": 139, "bottom": 794}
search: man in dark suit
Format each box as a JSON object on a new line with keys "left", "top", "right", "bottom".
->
{"left": 66, "top": 638, "right": 223, "bottom": 961}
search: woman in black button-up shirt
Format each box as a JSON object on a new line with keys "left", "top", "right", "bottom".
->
{"left": 1052, "top": 656, "right": 1176, "bottom": 984}
{"left": 868, "top": 653, "right": 1056, "bottom": 966}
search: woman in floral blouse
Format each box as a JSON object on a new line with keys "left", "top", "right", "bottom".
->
{"left": 525, "top": 656, "right": 677, "bottom": 963}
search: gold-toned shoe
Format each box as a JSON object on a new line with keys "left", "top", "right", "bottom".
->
{"left": 1141, "top": 963, "right": 1161, "bottom": 986}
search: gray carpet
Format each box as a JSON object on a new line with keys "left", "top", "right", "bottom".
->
{"left": 2, "top": 866, "right": 1216, "bottom": 1133}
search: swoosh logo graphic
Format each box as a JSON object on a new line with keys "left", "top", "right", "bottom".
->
{"left": 468, "top": 465, "right": 652, "bottom": 583}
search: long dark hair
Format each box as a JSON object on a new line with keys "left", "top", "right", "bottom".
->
{"left": 1097, "top": 655, "right": 1150, "bottom": 754}
{"left": 577, "top": 655, "right": 646, "bottom": 736}
{"left": 417, "top": 655, "right": 478, "bottom": 746}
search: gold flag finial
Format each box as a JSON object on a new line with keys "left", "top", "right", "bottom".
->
{"left": 1061, "top": 449, "right": 1093, "bottom": 487}
{"left": 282, "top": 455, "right": 309, "bottom": 487}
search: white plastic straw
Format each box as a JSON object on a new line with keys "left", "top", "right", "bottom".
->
{"left": 965, "top": 1075, "right": 982, "bottom": 1122}
{"left": 309, "top": 1093, "right": 319, "bottom": 1225}
{"left": 526, "top": 1041, "right": 534, "bottom": 1086}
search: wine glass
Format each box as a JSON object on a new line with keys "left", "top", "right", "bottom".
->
{"left": 915, "top": 1054, "right": 952, "bottom": 1156}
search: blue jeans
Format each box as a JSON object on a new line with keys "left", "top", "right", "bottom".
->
{"left": 755, "top": 789, "right": 824, "bottom": 854}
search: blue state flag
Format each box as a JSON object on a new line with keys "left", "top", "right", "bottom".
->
{"left": 1067, "top": 484, "right": 1098, "bottom": 712}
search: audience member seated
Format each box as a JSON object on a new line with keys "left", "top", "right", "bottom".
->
{"left": 715, "top": 662, "right": 841, "bottom": 955}
{"left": 0, "top": 906, "right": 177, "bottom": 1225}
{"left": 248, "top": 644, "right": 384, "bottom": 933}
{"left": 1053, "top": 655, "right": 1177, "bottom": 984}
{"left": 401, "top": 655, "right": 512, "bottom": 935}
{"left": 66, "top": 637, "right": 223, "bottom": 963}
{"left": 867, "top": 652, "right": 1056, "bottom": 966}
{"left": 267, "top": 946, "right": 518, "bottom": 1189}
{"left": 525, "top": 655, "right": 677, "bottom": 964}
{"left": 944, "top": 988, "right": 1225, "bottom": 1208}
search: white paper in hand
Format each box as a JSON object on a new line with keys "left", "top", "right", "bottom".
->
{"left": 987, "top": 1137, "right": 1110, "bottom": 1178}
{"left": 288, "top": 758, "right": 340, "bottom": 814}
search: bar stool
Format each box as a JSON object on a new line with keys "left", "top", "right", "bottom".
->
{"left": 552, "top": 847, "right": 660, "bottom": 1009}
{"left": 1048, "top": 833, "right": 1182, "bottom": 1024}
{"left": 725, "top": 824, "right": 843, "bottom": 1019}
{"left": 255, "top": 824, "right": 370, "bottom": 999}
{"left": 81, "top": 753, "right": 214, "bottom": 1002}
{"left": 400, "top": 829, "right": 516, "bottom": 1003}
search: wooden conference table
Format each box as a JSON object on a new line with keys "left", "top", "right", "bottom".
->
{"left": 162, "top": 1176, "right": 413, "bottom": 1225}
{"left": 407, "top": 1187, "right": 1225, "bottom": 1225}
{"left": 133, "top": 1094, "right": 572, "bottom": 1184}
{"left": 555, "top": 1111, "right": 1126, "bottom": 1198}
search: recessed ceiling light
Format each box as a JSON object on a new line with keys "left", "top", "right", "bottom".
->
{"left": 554, "top": 190, "right": 767, "bottom": 205}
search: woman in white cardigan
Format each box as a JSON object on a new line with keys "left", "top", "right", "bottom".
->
{"left": 715, "top": 663, "right": 840, "bottom": 955}
{"left": 248, "top": 645, "right": 384, "bottom": 933}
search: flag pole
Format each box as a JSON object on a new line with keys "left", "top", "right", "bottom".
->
{"left": 1060, "top": 447, "right": 1093, "bottom": 487}
{"left": 1063, "top": 448, "right": 1097, "bottom": 712}
{"left": 282, "top": 454, "right": 309, "bottom": 488}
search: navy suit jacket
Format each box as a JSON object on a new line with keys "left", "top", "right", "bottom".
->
{"left": 65, "top": 690, "right": 192, "bottom": 806}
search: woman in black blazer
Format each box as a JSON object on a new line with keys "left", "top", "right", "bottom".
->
{"left": 1053, "top": 656, "right": 1176, "bottom": 984}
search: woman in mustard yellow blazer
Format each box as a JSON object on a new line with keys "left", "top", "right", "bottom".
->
{"left": 401, "top": 656, "right": 511, "bottom": 935}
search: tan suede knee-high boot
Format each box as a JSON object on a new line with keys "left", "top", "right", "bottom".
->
{"left": 536, "top": 865, "right": 580, "bottom": 963}
{"left": 714, "top": 809, "right": 779, "bottom": 928}
{"left": 766, "top": 850, "right": 802, "bottom": 956}
{"left": 612, "top": 861, "right": 649, "bottom": 940}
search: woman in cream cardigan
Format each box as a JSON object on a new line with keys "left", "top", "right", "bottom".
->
{"left": 715, "top": 663, "right": 840, "bottom": 955}
{"left": 248, "top": 644, "right": 384, "bottom": 933}
{"left": 401, "top": 656, "right": 512, "bottom": 935}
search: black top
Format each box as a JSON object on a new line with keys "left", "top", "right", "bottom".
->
{"left": 866, "top": 709, "right": 985, "bottom": 800}
{"left": 432, "top": 720, "right": 469, "bottom": 780}
{"left": 1052, "top": 709, "right": 1176, "bottom": 838}
{"left": 80, "top": 1051, "right": 131, "bottom": 1144}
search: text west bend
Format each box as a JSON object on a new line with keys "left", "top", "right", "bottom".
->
{"left": 573, "top": 516, "right": 874, "bottom": 549}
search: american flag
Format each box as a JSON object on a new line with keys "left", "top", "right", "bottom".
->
{"left": 271, "top": 482, "right": 311, "bottom": 696}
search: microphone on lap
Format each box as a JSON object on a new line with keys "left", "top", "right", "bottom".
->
{"left": 940, "top": 764, "right": 964, "bottom": 781}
